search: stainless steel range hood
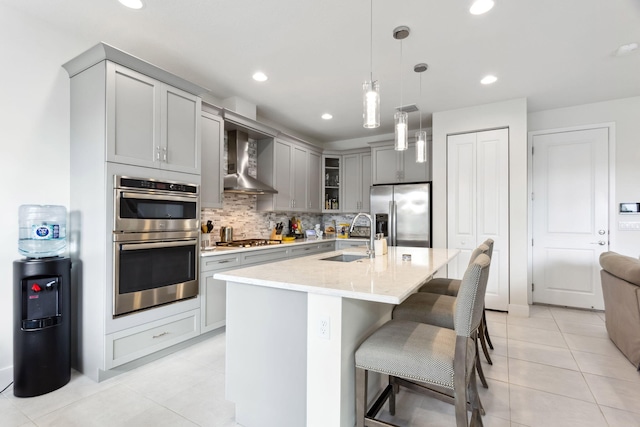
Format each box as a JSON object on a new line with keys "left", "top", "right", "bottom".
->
{"left": 224, "top": 130, "right": 277, "bottom": 195}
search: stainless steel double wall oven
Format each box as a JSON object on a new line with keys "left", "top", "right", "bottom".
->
{"left": 113, "top": 176, "right": 199, "bottom": 317}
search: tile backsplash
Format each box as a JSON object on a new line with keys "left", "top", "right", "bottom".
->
{"left": 201, "top": 132, "right": 361, "bottom": 241}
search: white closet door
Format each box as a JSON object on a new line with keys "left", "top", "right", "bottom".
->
{"left": 447, "top": 129, "right": 509, "bottom": 311}
{"left": 476, "top": 129, "right": 509, "bottom": 311}
{"left": 447, "top": 132, "right": 477, "bottom": 279}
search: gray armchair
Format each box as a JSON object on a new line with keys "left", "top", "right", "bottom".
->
{"left": 599, "top": 251, "right": 640, "bottom": 369}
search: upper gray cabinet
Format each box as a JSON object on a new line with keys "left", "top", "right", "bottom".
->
{"left": 256, "top": 134, "right": 322, "bottom": 213}
{"left": 342, "top": 151, "right": 371, "bottom": 213}
{"left": 106, "top": 64, "right": 201, "bottom": 174}
{"left": 200, "top": 110, "right": 224, "bottom": 208}
{"left": 371, "top": 142, "right": 429, "bottom": 185}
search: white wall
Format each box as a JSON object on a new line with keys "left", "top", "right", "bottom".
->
{"left": 528, "top": 96, "right": 640, "bottom": 258}
{"left": 0, "top": 5, "right": 86, "bottom": 384}
{"left": 432, "top": 98, "right": 529, "bottom": 316}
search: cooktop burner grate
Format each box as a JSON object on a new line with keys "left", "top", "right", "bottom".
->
{"left": 216, "top": 239, "right": 281, "bottom": 248}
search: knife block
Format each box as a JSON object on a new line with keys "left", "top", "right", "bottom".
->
{"left": 269, "top": 229, "right": 282, "bottom": 241}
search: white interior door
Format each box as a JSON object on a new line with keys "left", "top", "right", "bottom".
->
{"left": 447, "top": 129, "right": 509, "bottom": 311}
{"left": 531, "top": 127, "right": 609, "bottom": 309}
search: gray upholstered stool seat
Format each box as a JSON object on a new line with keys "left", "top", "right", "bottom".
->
{"left": 355, "top": 319, "right": 474, "bottom": 389}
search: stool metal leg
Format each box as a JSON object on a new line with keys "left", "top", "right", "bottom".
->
{"left": 356, "top": 367, "right": 367, "bottom": 427}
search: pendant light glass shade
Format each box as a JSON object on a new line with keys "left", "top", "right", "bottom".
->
{"left": 394, "top": 111, "right": 408, "bottom": 151}
{"left": 363, "top": 81, "right": 380, "bottom": 128}
{"left": 415, "top": 130, "right": 427, "bottom": 163}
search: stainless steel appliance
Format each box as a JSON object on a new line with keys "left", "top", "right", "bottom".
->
{"left": 216, "top": 238, "right": 281, "bottom": 248}
{"left": 114, "top": 176, "right": 198, "bottom": 232}
{"left": 220, "top": 226, "right": 233, "bottom": 243}
{"left": 370, "top": 183, "right": 431, "bottom": 247}
{"left": 112, "top": 176, "right": 199, "bottom": 317}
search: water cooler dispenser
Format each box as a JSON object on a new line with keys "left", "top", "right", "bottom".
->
{"left": 13, "top": 257, "right": 71, "bottom": 397}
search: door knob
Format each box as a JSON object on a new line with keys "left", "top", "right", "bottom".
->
{"left": 598, "top": 229, "right": 606, "bottom": 235}
{"left": 589, "top": 240, "right": 606, "bottom": 245}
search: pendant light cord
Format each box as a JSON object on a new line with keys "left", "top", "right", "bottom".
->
{"left": 400, "top": 40, "right": 403, "bottom": 109}
{"left": 369, "top": 0, "right": 373, "bottom": 82}
{"left": 419, "top": 72, "right": 422, "bottom": 131}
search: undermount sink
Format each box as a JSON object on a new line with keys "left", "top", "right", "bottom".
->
{"left": 321, "top": 254, "right": 368, "bottom": 262}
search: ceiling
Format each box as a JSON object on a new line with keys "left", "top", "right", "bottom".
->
{"left": 5, "top": 0, "right": 640, "bottom": 144}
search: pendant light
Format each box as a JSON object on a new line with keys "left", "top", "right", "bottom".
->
{"left": 362, "top": 0, "right": 379, "bottom": 128}
{"left": 393, "top": 26, "right": 410, "bottom": 151}
{"left": 414, "top": 63, "right": 428, "bottom": 163}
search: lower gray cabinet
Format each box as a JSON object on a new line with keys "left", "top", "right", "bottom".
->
{"left": 200, "top": 241, "right": 335, "bottom": 333}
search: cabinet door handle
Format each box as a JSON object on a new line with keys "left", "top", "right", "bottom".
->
{"left": 162, "top": 147, "right": 167, "bottom": 162}
{"left": 156, "top": 146, "right": 160, "bottom": 160}
{"left": 152, "top": 331, "right": 169, "bottom": 339}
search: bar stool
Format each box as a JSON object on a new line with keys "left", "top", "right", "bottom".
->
{"left": 419, "top": 239, "right": 495, "bottom": 363}
{"left": 392, "top": 245, "right": 492, "bottom": 388}
{"left": 355, "top": 254, "right": 491, "bottom": 427}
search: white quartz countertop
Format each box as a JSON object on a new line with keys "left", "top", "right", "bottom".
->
{"left": 214, "top": 247, "right": 459, "bottom": 304}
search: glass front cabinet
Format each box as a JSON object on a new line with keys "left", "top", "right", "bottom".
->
{"left": 322, "top": 155, "right": 341, "bottom": 212}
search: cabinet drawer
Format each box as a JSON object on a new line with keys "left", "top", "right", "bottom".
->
{"left": 242, "top": 248, "right": 289, "bottom": 266}
{"left": 106, "top": 310, "right": 200, "bottom": 369}
{"left": 201, "top": 254, "right": 241, "bottom": 271}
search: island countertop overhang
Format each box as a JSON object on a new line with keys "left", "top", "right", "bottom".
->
{"left": 214, "top": 246, "right": 459, "bottom": 305}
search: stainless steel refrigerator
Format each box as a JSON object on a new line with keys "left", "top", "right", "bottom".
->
{"left": 370, "top": 183, "right": 431, "bottom": 247}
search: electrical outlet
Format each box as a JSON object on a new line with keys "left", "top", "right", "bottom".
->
{"left": 318, "top": 315, "right": 330, "bottom": 340}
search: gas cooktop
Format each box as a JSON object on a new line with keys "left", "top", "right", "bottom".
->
{"left": 216, "top": 239, "right": 281, "bottom": 248}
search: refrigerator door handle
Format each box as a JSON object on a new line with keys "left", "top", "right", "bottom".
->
{"left": 389, "top": 201, "right": 396, "bottom": 246}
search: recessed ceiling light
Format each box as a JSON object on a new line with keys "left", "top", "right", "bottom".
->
{"left": 614, "top": 42, "right": 639, "bottom": 56}
{"left": 321, "top": 113, "right": 333, "bottom": 120}
{"left": 252, "top": 72, "right": 268, "bottom": 82}
{"left": 118, "top": 0, "right": 144, "bottom": 9}
{"left": 469, "top": 0, "right": 495, "bottom": 15}
{"left": 481, "top": 75, "right": 498, "bottom": 85}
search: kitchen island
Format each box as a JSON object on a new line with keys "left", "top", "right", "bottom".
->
{"left": 215, "top": 246, "right": 459, "bottom": 427}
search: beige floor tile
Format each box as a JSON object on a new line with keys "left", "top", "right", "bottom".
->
{"left": 507, "top": 358, "right": 594, "bottom": 402}
{"left": 528, "top": 305, "right": 553, "bottom": 319}
{"left": 486, "top": 310, "right": 508, "bottom": 324}
{"left": 507, "top": 324, "right": 567, "bottom": 348}
{"left": 584, "top": 373, "right": 640, "bottom": 414}
{"left": 0, "top": 396, "right": 31, "bottom": 427}
{"left": 487, "top": 335, "right": 508, "bottom": 357}
{"left": 550, "top": 307, "right": 604, "bottom": 325}
{"left": 600, "top": 405, "right": 640, "bottom": 426}
{"left": 573, "top": 350, "right": 640, "bottom": 382}
{"left": 488, "top": 321, "right": 507, "bottom": 338}
{"left": 481, "top": 354, "right": 509, "bottom": 383}
{"left": 478, "top": 377, "right": 511, "bottom": 421}
{"left": 556, "top": 320, "right": 609, "bottom": 338}
{"left": 5, "top": 370, "right": 120, "bottom": 420}
{"left": 563, "top": 332, "right": 628, "bottom": 359}
{"left": 506, "top": 315, "right": 559, "bottom": 332}
{"left": 507, "top": 339, "right": 578, "bottom": 370}
{"left": 33, "top": 384, "right": 197, "bottom": 427}
{"left": 509, "top": 384, "right": 607, "bottom": 427}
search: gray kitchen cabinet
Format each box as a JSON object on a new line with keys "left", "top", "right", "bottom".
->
{"left": 342, "top": 151, "right": 372, "bottom": 213}
{"left": 200, "top": 110, "right": 224, "bottom": 208}
{"left": 289, "top": 241, "right": 334, "bottom": 258}
{"left": 322, "top": 155, "right": 341, "bottom": 212}
{"left": 371, "top": 142, "right": 429, "bottom": 185}
{"left": 106, "top": 63, "right": 201, "bottom": 174}
{"left": 335, "top": 239, "right": 369, "bottom": 250}
{"left": 307, "top": 150, "right": 322, "bottom": 212}
{"left": 257, "top": 134, "right": 322, "bottom": 212}
{"left": 200, "top": 253, "right": 241, "bottom": 333}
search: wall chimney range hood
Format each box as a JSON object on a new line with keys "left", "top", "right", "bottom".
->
{"left": 224, "top": 130, "right": 277, "bottom": 195}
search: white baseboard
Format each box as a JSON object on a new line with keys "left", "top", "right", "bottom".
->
{"left": 508, "top": 303, "right": 530, "bottom": 317}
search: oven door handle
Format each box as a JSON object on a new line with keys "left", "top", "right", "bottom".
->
{"left": 119, "top": 191, "right": 197, "bottom": 203}
{"left": 120, "top": 239, "right": 196, "bottom": 251}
